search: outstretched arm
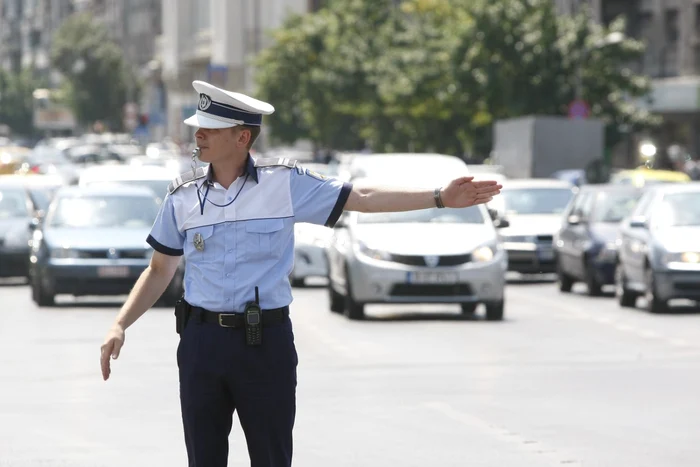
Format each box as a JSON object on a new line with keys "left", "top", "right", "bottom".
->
{"left": 343, "top": 177, "right": 502, "bottom": 213}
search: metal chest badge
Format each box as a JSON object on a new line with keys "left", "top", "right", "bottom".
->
{"left": 193, "top": 232, "right": 205, "bottom": 251}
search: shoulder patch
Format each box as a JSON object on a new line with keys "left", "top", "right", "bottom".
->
{"left": 168, "top": 167, "right": 207, "bottom": 194}
{"left": 253, "top": 157, "right": 298, "bottom": 169}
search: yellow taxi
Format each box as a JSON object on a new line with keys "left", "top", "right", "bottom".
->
{"left": 0, "top": 146, "right": 31, "bottom": 175}
{"left": 610, "top": 168, "right": 691, "bottom": 188}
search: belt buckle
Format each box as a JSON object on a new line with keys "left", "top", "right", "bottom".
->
{"left": 218, "top": 314, "right": 236, "bottom": 328}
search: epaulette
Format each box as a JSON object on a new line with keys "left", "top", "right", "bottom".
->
{"left": 254, "top": 157, "right": 298, "bottom": 169}
{"left": 167, "top": 167, "right": 207, "bottom": 194}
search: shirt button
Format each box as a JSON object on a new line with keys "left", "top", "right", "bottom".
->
{"left": 226, "top": 273, "right": 230, "bottom": 277}
{"left": 228, "top": 249, "right": 233, "bottom": 253}
{"left": 227, "top": 197, "right": 232, "bottom": 201}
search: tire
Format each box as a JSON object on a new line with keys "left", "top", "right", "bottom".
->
{"left": 460, "top": 303, "right": 478, "bottom": 314}
{"left": 31, "top": 273, "right": 55, "bottom": 307}
{"left": 328, "top": 283, "right": 344, "bottom": 313}
{"left": 343, "top": 267, "right": 365, "bottom": 320}
{"left": 484, "top": 300, "right": 504, "bottom": 321}
{"left": 584, "top": 262, "right": 603, "bottom": 297}
{"left": 615, "top": 265, "right": 637, "bottom": 308}
{"left": 645, "top": 268, "right": 667, "bottom": 314}
{"left": 556, "top": 260, "right": 573, "bottom": 293}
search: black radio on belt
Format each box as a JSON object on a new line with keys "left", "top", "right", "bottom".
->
{"left": 244, "top": 287, "right": 262, "bottom": 346}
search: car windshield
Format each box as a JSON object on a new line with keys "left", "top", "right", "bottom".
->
{"left": 655, "top": 192, "right": 700, "bottom": 227}
{"left": 0, "top": 189, "right": 29, "bottom": 218}
{"left": 49, "top": 195, "right": 159, "bottom": 228}
{"left": 357, "top": 206, "right": 484, "bottom": 224}
{"left": 591, "top": 192, "right": 640, "bottom": 223}
{"left": 85, "top": 180, "right": 170, "bottom": 199}
{"left": 501, "top": 188, "right": 573, "bottom": 215}
{"left": 28, "top": 147, "right": 69, "bottom": 165}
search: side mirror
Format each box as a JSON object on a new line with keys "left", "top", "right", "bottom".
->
{"left": 567, "top": 215, "right": 582, "bottom": 226}
{"left": 629, "top": 216, "right": 647, "bottom": 229}
{"left": 493, "top": 217, "right": 510, "bottom": 229}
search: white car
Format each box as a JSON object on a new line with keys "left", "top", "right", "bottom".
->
{"left": 491, "top": 179, "right": 576, "bottom": 275}
{"left": 78, "top": 164, "right": 179, "bottom": 202}
{"left": 327, "top": 177, "right": 508, "bottom": 321}
{"left": 339, "top": 153, "right": 471, "bottom": 182}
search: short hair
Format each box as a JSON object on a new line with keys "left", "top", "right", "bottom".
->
{"left": 236, "top": 125, "right": 261, "bottom": 149}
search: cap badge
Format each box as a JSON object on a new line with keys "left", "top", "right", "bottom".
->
{"left": 198, "top": 94, "right": 212, "bottom": 111}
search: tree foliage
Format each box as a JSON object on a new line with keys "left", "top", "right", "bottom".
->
{"left": 0, "top": 68, "right": 46, "bottom": 137}
{"left": 51, "top": 13, "right": 138, "bottom": 130}
{"left": 255, "top": 0, "right": 657, "bottom": 157}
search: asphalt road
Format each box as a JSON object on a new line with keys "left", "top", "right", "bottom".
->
{"left": 1, "top": 278, "right": 700, "bottom": 467}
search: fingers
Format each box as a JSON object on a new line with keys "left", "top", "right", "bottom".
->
{"left": 455, "top": 176, "right": 475, "bottom": 185}
{"left": 470, "top": 180, "right": 501, "bottom": 188}
{"left": 100, "top": 344, "right": 112, "bottom": 381}
{"left": 112, "top": 339, "right": 123, "bottom": 359}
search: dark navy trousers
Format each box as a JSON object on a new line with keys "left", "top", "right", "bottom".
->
{"left": 177, "top": 315, "right": 298, "bottom": 467}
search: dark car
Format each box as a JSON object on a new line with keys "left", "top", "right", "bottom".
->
{"left": 554, "top": 184, "right": 642, "bottom": 295}
{"left": 616, "top": 183, "right": 700, "bottom": 313}
{"left": 29, "top": 185, "right": 182, "bottom": 306}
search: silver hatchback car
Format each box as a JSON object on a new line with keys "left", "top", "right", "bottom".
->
{"left": 327, "top": 203, "right": 508, "bottom": 320}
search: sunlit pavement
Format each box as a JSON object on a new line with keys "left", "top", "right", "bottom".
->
{"left": 2, "top": 278, "right": 700, "bottom": 466}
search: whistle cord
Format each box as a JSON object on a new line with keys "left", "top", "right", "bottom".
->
{"left": 196, "top": 174, "right": 249, "bottom": 215}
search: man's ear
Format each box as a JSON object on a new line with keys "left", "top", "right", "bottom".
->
{"left": 235, "top": 127, "right": 251, "bottom": 147}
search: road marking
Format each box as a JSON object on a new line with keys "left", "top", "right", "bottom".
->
{"left": 425, "top": 401, "right": 582, "bottom": 467}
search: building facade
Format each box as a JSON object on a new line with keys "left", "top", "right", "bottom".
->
{"left": 0, "top": 0, "right": 74, "bottom": 79}
{"left": 159, "top": 0, "right": 311, "bottom": 145}
{"left": 557, "top": 0, "right": 700, "bottom": 163}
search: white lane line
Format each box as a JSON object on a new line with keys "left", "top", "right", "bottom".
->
{"left": 425, "top": 401, "right": 582, "bottom": 467}
{"left": 507, "top": 289, "right": 697, "bottom": 350}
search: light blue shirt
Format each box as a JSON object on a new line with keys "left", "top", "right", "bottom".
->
{"left": 147, "top": 156, "right": 352, "bottom": 312}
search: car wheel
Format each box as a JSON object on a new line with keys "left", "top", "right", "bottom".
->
{"left": 645, "top": 268, "right": 667, "bottom": 314}
{"left": 484, "top": 300, "right": 504, "bottom": 321}
{"left": 460, "top": 303, "right": 478, "bottom": 314}
{"left": 556, "top": 260, "right": 573, "bottom": 293}
{"left": 328, "top": 282, "right": 344, "bottom": 313}
{"left": 343, "top": 267, "right": 365, "bottom": 320}
{"left": 584, "top": 262, "right": 603, "bottom": 297}
{"left": 615, "top": 265, "right": 637, "bottom": 308}
{"left": 31, "top": 273, "right": 54, "bottom": 307}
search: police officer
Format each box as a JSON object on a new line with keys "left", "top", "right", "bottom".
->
{"left": 100, "top": 80, "right": 502, "bottom": 467}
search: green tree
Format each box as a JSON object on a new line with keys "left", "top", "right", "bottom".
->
{"left": 256, "top": 0, "right": 657, "bottom": 157}
{"left": 51, "top": 13, "right": 138, "bottom": 130}
{"left": 0, "top": 68, "right": 46, "bottom": 137}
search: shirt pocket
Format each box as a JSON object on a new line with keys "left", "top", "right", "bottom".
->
{"left": 184, "top": 225, "right": 216, "bottom": 262}
{"left": 243, "top": 218, "right": 285, "bottom": 260}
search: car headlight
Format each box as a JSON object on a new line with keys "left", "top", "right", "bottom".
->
{"left": 356, "top": 241, "right": 391, "bottom": 261}
{"left": 664, "top": 252, "right": 700, "bottom": 265}
{"left": 50, "top": 247, "right": 80, "bottom": 259}
{"left": 472, "top": 245, "right": 495, "bottom": 262}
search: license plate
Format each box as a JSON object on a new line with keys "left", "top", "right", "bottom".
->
{"left": 97, "top": 266, "right": 130, "bottom": 278}
{"left": 407, "top": 271, "right": 458, "bottom": 284}
{"left": 537, "top": 249, "right": 554, "bottom": 261}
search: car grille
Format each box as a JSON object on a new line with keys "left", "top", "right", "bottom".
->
{"left": 389, "top": 254, "right": 472, "bottom": 267}
{"left": 536, "top": 235, "right": 553, "bottom": 243}
{"left": 77, "top": 249, "right": 149, "bottom": 259}
{"left": 390, "top": 284, "right": 473, "bottom": 296}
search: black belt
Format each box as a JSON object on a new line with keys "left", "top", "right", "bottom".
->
{"left": 190, "top": 306, "right": 289, "bottom": 328}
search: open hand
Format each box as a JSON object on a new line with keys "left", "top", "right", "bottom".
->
{"left": 440, "top": 177, "right": 502, "bottom": 208}
{"left": 100, "top": 325, "right": 125, "bottom": 381}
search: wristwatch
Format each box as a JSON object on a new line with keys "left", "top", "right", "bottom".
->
{"left": 434, "top": 187, "right": 445, "bottom": 209}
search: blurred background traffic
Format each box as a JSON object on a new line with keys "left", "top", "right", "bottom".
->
{"left": 1, "top": 0, "right": 700, "bottom": 319}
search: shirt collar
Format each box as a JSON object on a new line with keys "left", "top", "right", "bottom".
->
{"left": 204, "top": 153, "right": 259, "bottom": 185}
